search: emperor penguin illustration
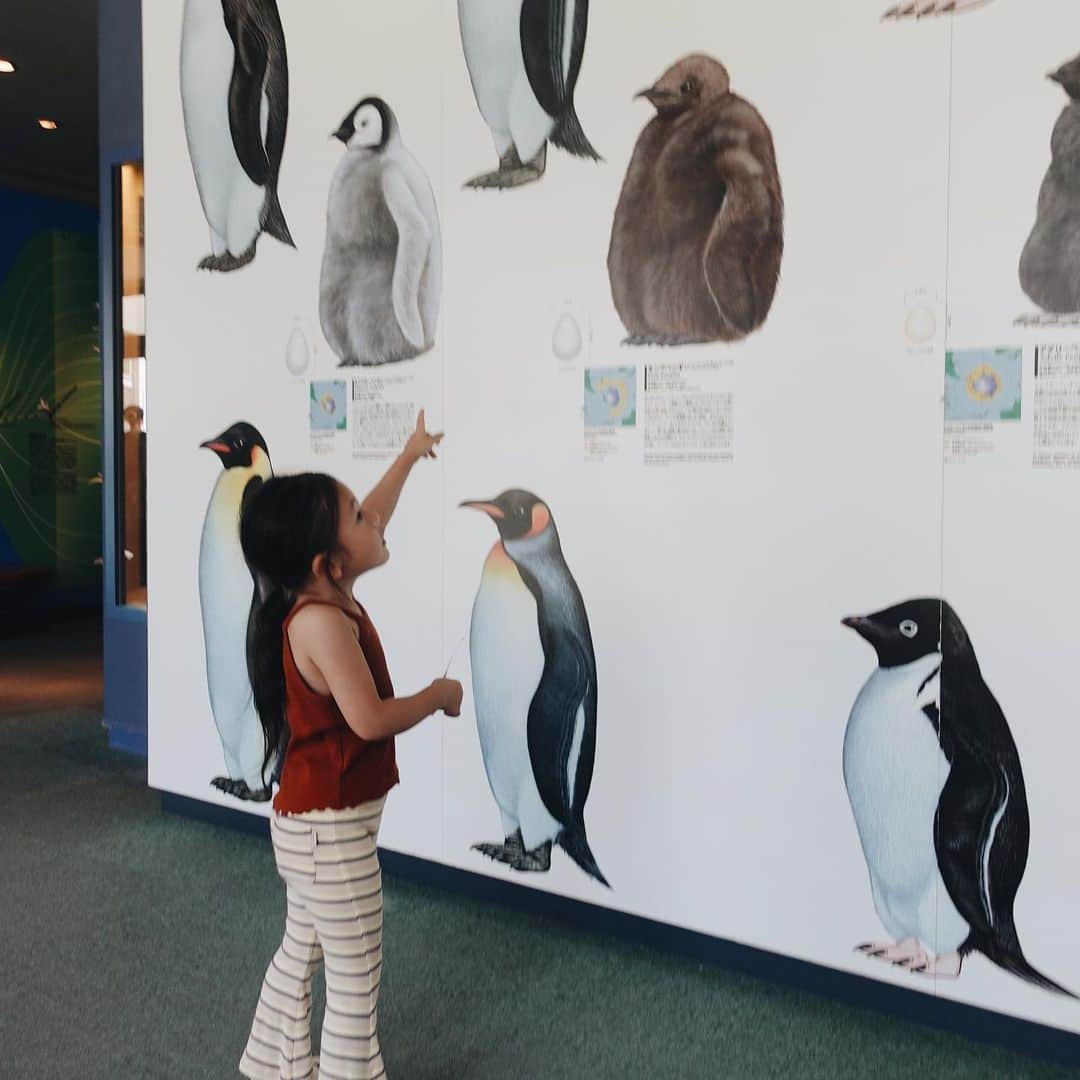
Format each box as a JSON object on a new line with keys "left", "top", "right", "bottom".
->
{"left": 461, "top": 490, "right": 608, "bottom": 887}
{"left": 457, "top": 0, "right": 600, "bottom": 189}
{"left": 882, "top": 0, "right": 992, "bottom": 17}
{"left": 1020, "top": 53, "right": 1080, "bottom": 316}
{"left": 199, "top": 422, "right": 276, "bottom": 800}
{"left": 180, "top": 0, "right": 295, "bottom": 272}
{"left": 608, "top": 55, "right": 783, "bottom": 347}
{"left": 842, "top": 599, "right": 1074, "bottom": 995}
{"left": 320, "top": 98, "right": 442, "bottom": 367}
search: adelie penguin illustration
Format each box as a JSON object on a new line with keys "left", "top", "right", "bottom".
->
{"left": 608, "top": 55, "right": 783, "bottom": 347}
{"left": 1020, "top": 53, "right": 1080, "bottom": 316}
{"left": 320, "top": 98, "right": 442, "bottom": 367}
{"left": 457, "top": 0, "right": 600, "bottom": 189}
{"left": 842, "top": 599, "right": 1074, "bottom": 995}
{"left": 461, "top": 490, "right": 608, "bottom": 887}
{"left": 180, "top": 0, "right": 295, "bottom": 272}
{"left": 882, "top": 0, "right": 992, "bottom": 17}
{"left": 199, "top": 422, "right": 276, "bottom": 801}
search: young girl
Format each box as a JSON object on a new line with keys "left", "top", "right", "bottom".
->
{"left": 237, "top": 411, "right": 462, "bottom": 1080}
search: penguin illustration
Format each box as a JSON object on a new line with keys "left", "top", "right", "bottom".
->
{"left": 199, "top": 422, "right": 275, "bottom": 801}
{"left": 607, "top": 55, "right": 783, "bottom": 347}
{"left": 882, "top": 0, "right": 992, "bottom": 17}
{"left": 461, "top": 490, "right": 608, "bottom": 886}
{"left": 843, "top": 599, "right": 1074, "bottom": 994}
{"left": 180, "top": 0, "right": 294, "bottom": 272}
{"left": 457, "top": 0, "right": 600, "bottom": 189}
{"left": 1020, "top": 53, "right": 1080, "bottom": 315}
{"left": 320, "top": 98, "right": 442, "bottom": 367}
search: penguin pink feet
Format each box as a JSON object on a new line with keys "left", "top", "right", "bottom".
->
{"left": 882, "top": 0, "right": 991, "bottom": 18}
{"left": 855, "top": 940, "right": 962, "bottom": 979}
{"left": 856, "top": 937, "right": 923, "bottom": 964}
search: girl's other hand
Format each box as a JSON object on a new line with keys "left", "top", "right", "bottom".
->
{"left": 433, "top": 677, "right": 464, "bottom": 717}
{"left": 405, "top": 409, "right": 444, "bottom": 462}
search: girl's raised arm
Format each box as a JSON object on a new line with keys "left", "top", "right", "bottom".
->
{"left": 361, "top": 408, "right": 443, "bottom": 531}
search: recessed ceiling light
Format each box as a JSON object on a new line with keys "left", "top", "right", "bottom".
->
{"left": 0, "top": 60, "right": 15, "bottom": 74}
{"left": 38, "top": 119, "right": 58, "bottom": 131}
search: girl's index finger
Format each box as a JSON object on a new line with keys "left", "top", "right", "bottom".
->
{"left": 415, "top": 407, "right": 426, "bottom": 433}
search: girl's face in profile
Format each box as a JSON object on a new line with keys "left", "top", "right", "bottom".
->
{"left": 335, "top": 483, "right": 389, "bottom": 578}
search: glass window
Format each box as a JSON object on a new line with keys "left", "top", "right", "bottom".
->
{"left": 116, "top": 162, "right": 146, "bottom": 608}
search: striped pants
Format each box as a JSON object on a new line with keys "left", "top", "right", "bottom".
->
{"left": 240, "top": 797, "right": 388, "bottom": 1080}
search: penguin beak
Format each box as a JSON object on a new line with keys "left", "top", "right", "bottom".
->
{"left": 200, "top": 440, "right": 230, "bottom": 457}
{"left": 460, "top": 500, "right": 505, "bottom": 520}
{"left": 332, "top": 124, "right": 351, "bottom": 143}
{"left": 842, "top": 615, "right": 875, "bottom": 641}
{"left": 636, "top": 86, "right": 676, "bottom": 108}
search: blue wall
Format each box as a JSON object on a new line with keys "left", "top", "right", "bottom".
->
{"left": 99, "top": 0, "right": 146, "bottom": 754}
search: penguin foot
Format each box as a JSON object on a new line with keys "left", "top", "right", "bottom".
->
{"left": 1014, "top": 310, "right": 1080, "bottom": 328}
{"left": 465, "top": 144, "right": 546, "bottom": 190}
{"left": 855, "top": 937, "right": 922, "bottom": 964}
{"left": 882, "top": 0, "right": 988, "bottom": 18}
{"left": 472, "top": 831, "right": 552, "bottom": 873}
{"left": 197, "top": 245, "right": 257, "bottom": 273}
{"left": 622, "top": 333, "right": 712, "bottom": 347}
{"left": 211, "top": 776, "right": 273, "bottom": 802}
{"left": 901, "top": 950, "right": 962, "bottom": 980}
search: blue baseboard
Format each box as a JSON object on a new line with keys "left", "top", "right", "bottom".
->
{"left": 106, "top": 724, "right": 147, "bottom": 756}
{"left": 160, "top": 791, "right": 1080, "bottom": 1068}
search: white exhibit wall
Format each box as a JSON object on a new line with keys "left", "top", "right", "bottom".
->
{"left": 143, "top": 0, "right": 1080, "bottom": 1037}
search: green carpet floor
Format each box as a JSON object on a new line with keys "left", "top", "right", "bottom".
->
{"left": 3, "top": 709, "right": 1080, "bottom": 1079}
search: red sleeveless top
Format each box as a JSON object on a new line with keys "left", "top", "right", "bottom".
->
{"left": 273, "top": 599, "right": 400, "bottom": 814}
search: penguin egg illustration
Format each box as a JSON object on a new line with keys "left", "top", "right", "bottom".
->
{"left": 904, "top": 304, "right": 937, "bottom": 345}
{"left": 286, "top": 324, "right": 311, "bottom": 375}
{"left": 552, "top": 312, "right": 583, "bottom": 360}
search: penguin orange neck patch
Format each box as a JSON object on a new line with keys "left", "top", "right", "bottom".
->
{"left": 525, "top": 504, "right": 550, "bottom": 539}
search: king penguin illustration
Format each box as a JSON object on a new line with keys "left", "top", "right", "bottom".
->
{"left": 320, "top": 98, "right": 442, "bottom": 367}
{"left": 842, "top": 599, "right": 1074, "bottom": 994}
{"left": 199, "top": 422, "right": 276, "bottom": 800}
{"left": 180, "top": 0, "right": 295, "bottom": 272}
{"left": 457, "top": 0, "right": 600, "bottom": 188}
{"left": 1019, "top": 53, "right": 1080, "bottom": 316}
{"left": 608, "top": 55, "right": 783, "bottom": 347}
{"left": 461, "top": 490, "right": 608, "bottom": 886}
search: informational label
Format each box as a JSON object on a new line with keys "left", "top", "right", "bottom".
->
{"left": 943, "top": 348, "right": 1021, "bottom": 465}
{"left": 1033, "top": 344, "right": 1080, "bottom": 469}
{"left": 584, "top": 366, "right": 637, "bottom": 464}
{"left": 643, "top": 359, "right": 733, "bottom": 466}
{"left": 351, "top": 373, "right": 416, "bottom": 459}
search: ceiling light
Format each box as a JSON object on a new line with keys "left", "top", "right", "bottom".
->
{"left": 0, "top": 60, "right": 15, "bottom": 74}
{"left": 38, "top": 119, "right": 58, "bottom": 131}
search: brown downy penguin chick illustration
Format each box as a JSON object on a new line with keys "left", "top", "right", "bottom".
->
{"left": 607, "top": 55, "right": 783, "bottom": 347}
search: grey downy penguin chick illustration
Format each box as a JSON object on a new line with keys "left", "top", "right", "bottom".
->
{"left": 608, "top": 55, "right": 783, "bottom": 347}
{"left": 843, "top": 599, "right": 1074, "bottom": 995}
{"left": 199, "top": 422, "right": 278, "bottom": 801}
{"left": 180, "top": 0, "right": 295, "bottom": 272}
{"left": 1020, "top": 54, "right": 1080, "bottom": 315}
{"left": 320, "top": 98, "right": 442, "bottom": 367}
{"left": 462, "top": 490, "right": 609, "bottom": 887}
{"left": 457, "top": 0, "right": 600, "bottom": 189}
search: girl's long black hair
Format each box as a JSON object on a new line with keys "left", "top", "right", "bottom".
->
{"left": 240, "top": 473, "right": 341, "bottom": 779}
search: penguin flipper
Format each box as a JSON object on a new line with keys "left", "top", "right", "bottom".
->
{"left": 382, "top": 167, "right": 432, "bottom": 351}
{"left": 525, "top": 623, "right": 596, "bottom": 826}
{"left": 223, "top": 1, "right": 272, "bottom": 186}
{"left": 519, "top": 0, "right": 599, "bottom": 160}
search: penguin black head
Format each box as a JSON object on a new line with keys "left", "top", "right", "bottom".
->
{"left": 636, "top": 54, "right": 731, "bottom": 115}
{"left": 200, "top": 422, "right": 270, "bottom": 470}
{"left": 333, "top": 97, "right": 397, "bottom": 152}
{"left": 460, "top": 489, "right": 554, "bottom": 543}
{"left": 1049, "top": 54, "right": 1080, "bottom": 101}
{"left": 843, "top": 598, "right": 973, "bottom": 668}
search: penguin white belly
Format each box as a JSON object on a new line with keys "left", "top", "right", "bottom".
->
{"left": 843, "top": 657, "right": 969, "bottom": 955}
{"left": 198, "top": 472, "right": 265, "bottom": 788}
{"left": 469, "top": 546, "right": 562, "bottom": 850}
{"left": 180, "top": 0, "right": 265, "bottom": 254}
{"left": 457, "top": 0, "right": 554, "bottom": 159}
